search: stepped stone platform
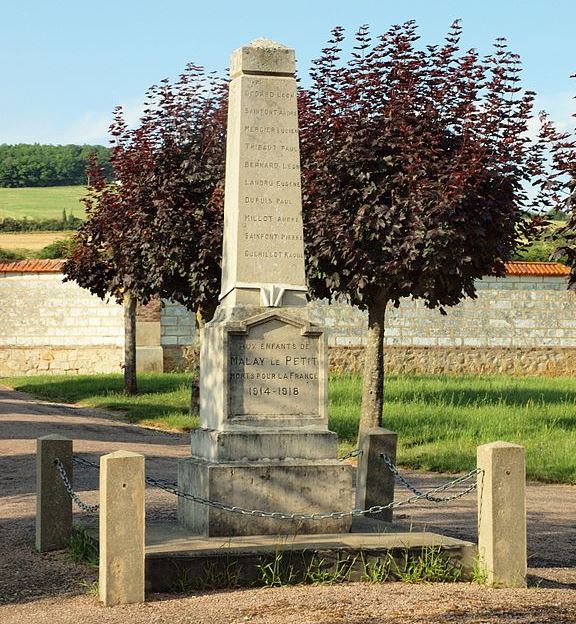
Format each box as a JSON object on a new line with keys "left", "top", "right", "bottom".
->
{"left": 140, "top": 518, "right": 476, "bottom": 591}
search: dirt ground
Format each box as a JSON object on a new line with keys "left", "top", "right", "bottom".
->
{"left": 0, "top": 386, "right": 574, "bottom": 623}
{"left": 0, "top": 231, "right": 75, "bottom": 251}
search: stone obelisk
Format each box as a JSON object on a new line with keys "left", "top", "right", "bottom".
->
{"left": 177, "top": 39, "right": 352, "bottom": 536}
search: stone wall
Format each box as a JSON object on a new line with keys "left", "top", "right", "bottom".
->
{"left": 160, "top": 300, "right": 196, "bottom": 372}
{"left": 2, "top": 270, "right": 575, "bottom": 377}
{"left": 314, "top": 275, "right": 576, "bottom": 375}
{"left": 0, "top": 271, "right": 123, "bottom": 376}
{"left": 159, "top": 275, "right": 576, "bottom": 376}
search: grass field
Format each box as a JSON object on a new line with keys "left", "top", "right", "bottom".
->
{"left": 0, "top": 186, "right": 86, "bottom": 220}
{"left": 0, "top": 231, "right": 75, "bottom": 252}
{"left": 2, "top": 372, "right": 574, "bottom": 483}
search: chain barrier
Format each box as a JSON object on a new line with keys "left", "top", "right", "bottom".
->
{"left": 59, "top": 453, "right": 481, "bottom": 520}
{"left": 380, "top": 454, "right": 481, "bottom": 503}
{"left": 72, "top": 455, "right": 99, "bottom": 470}
{"left": 338, "top": 448, "right": 362, "bottom": 462}
{"left": 53, "top": 458, "right": 100, "bottom": 513}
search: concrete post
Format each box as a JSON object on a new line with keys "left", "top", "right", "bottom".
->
{"left": 36, "top": 434, "right": 73, "bottom": 552}
{"left": 355, "top": 428, "right": 397, "bottom": 522}
{"left": 99, "top": 450, "right": 145, "bottom": 606}
{"left": 477, "top": 441, "right": 527, "bottom": 588}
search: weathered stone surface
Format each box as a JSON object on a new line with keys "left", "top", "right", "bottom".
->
{"left": 135, "top": 346, "right": 164, "bottom": 373}
{"left": 36, "top": 435, "right": 72, "bottom": 552}
{"left": 136, "top": 321, "right": 161, "bottom": 347}
{"left": 328, "top": 345, "right": 576, "bottom": 376}
{"left": 190, "top": 428, "right": 338, "bottom": 462}
{"left": 99, "top": 450, "right": 145, "bottom": 606}
{"left": 178, "top": 458, "right": 352, "bottom": 536}
{"left": 477, "top": 441, "right": 527, "bottom": 588}
{"left": 0, "top": 346, "right": 123, "bottom": 376}
{"left": 355, "top": 428, "right": 397, "bottom": 523}
{"left": 219, "top": 39, "right": 306, "bottom": 308}
{"left": 230, "top": 38, "right": 295, "bottom": 77}
{"left": 200, "top": 311, "right": 327, "bottom": 430}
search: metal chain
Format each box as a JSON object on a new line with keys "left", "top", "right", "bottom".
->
{"left": 144, "top": 473, "right": 479, "bottom": 520}
{"left": 338, "top": 448, "right": 362, "bottom": 462}
{"left": 65, "top": 453, "right": 481, "bottom": 520}
{"left": 73, "top": 455, "right": 99, "bottom": 470}
{"left": 53, "top": 458, "right": 100, "bottom": 513}
{"left": 380, "top": 454, "right": 481, "bottom": 503}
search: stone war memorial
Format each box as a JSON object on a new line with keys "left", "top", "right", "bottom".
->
{"left": 177, "top": 38, "right": 353, "bottom": 536}
{"left": 31, "top": 38, "right": 530, "bottom": 608}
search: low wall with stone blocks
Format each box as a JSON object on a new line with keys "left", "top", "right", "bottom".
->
{"left": 0, "top": 270, "right": 123, "bottom": 376}
{"left": 2, "top": 263, "right": 575, "bottom": 377}
{"left": 160, "top": 273, "right": 576, "bottom": 376}
{"left": 313, "top": 274, "right": 576, "bottom": 375}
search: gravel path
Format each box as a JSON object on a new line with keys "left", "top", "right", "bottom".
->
{"left": 0, "top": 386, "right": 574, "bottom": 623}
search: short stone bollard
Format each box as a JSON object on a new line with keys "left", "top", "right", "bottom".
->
{"left": 477, "top": 441, "right": 527, "bottom": 588}
{"left": 36, "top": 434, "right": 73, "bottom": 552}
{"left": 355, "top": 428, "right": 397, "bottom": 522}
{"left": 99, "top": 450, "right": 145, "bottom": 606}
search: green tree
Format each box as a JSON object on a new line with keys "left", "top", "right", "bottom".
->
{"left": 0, "top": 143, "right": 112, "bottom": 187}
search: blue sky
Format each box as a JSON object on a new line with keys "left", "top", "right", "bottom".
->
{"left": 1, "top": 0, "right": 574, "bottom": 145}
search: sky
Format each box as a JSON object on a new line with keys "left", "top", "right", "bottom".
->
{"left": 1, "top": 0, "right": 574, "bottom": 146}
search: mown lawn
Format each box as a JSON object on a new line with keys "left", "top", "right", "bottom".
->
{"left": 2, "top": 373, "right": 575, "bottom": 483}
{"left": 0, "top": 185, "right": 86, "bottom": 220}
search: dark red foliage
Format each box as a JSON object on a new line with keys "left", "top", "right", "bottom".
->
{"left": 64, "top": 65, "right": 227, "bottom": 319}
{"left": 299, "top": 21, "right": 550, "bottom": 311}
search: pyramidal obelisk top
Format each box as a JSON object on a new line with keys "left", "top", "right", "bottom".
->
{"left": 219, "top": 39, "right": 307, "bottom": 309}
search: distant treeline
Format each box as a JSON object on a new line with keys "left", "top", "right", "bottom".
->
{"left": 0, "top": 144, "right": 112, "bottom": 187}
{"left": 0, "top": 213, "right": 84, "bottom": 232}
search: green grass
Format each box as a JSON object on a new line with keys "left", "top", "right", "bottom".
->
{"left": 0, "top": 185, "right": 87, "bottom": 220}
{"left": 331, "top": 374, "right": 576, "bottom": 483}
{"left": 1, "top": 373, "right": 197, "bottom": 431}
{"left": 2, "top": 372, "right": 575, "bottom": 483}
{"left": 68, "top": 524, "right": 99, "bottom": 568}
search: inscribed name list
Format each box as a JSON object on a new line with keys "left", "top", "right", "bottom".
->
{"left": 223, "top": 72, "right": 306, "bottom": 289}
{"left": 228, "top": 319, "right": 320, "bottom": 418}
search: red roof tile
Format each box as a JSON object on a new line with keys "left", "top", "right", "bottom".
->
{"left": 0, "top": 259, "right": 65, "bottom": 273}
{"left": 0, "top": 258, "right": 570, "bottom": 278}
{"left": 504, "top": 261, "right": 571, "bottom": 277}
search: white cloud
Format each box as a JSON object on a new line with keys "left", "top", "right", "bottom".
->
{"left": 0, "top": 98, "right": 147, "bottom": 146}
{"left": 47, "top": 111, "right": 114, "bottom": 145}
{"left": 50, "top": 99, "right": 147, "bottom": 145}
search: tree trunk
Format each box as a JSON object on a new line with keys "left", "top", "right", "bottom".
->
{"left": 123, "top": 292, "right": 137, "bottom": 395}
{"left": 359, "top": 291, "right": 388, "bottom": 432}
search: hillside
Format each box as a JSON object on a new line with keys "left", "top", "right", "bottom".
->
{"left": 0, "top": 186, "right": 87, "bottom": 220}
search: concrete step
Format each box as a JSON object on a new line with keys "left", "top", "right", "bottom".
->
{"left": 142, "top": 518, "right": 477, "bottom": 591}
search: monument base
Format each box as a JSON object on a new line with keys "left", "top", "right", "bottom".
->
{"left": 177, "top": 457, "right": 353, "bottom": 536}
{"left": 190, "top": 427, "right": 339, "bottom": 462}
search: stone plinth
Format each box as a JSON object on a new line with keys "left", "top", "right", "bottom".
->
{"left": 36, "top": 435, "right": 73, "bottom": 552}
{"left": 178, "top": 307, "right": 353, "bottom": 535}
{"left": 355, "top": 428, "right": 397, "bottom": 523}
{"left": 178, "top": 459, "right": 352, "bottom": 536}
{"left": 99, "top": 450, "right": 145, "bottom": 606}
